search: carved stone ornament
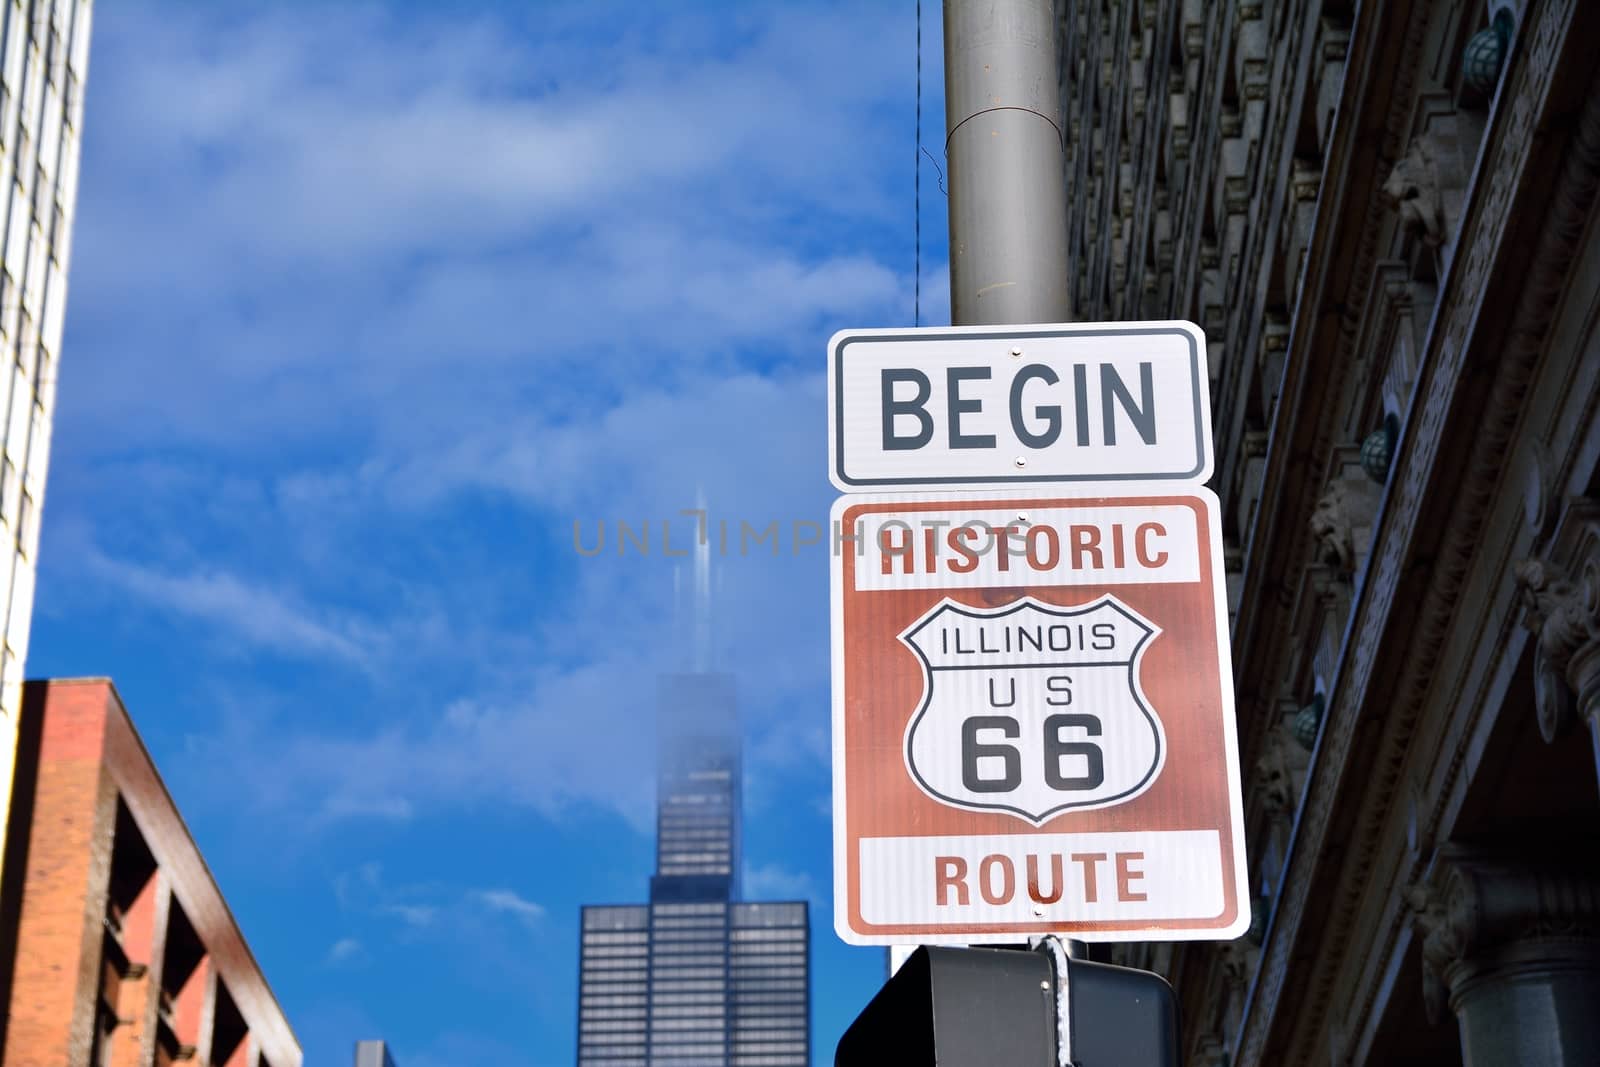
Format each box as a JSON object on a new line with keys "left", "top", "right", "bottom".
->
{"left": 1310, "top": 487, "right": 1354, "bottom": 573}
{"left": 1381, "top": 138, "right": 1449, "bottom": 246}
{"left": 1408, "top": 851, "right": 1600, "bottom": 1025}
{"left": 1191, "top": 1032, "right": 1227, "bottom": 1067}
{"left": 1310, "top": 479, "right": 1371, "bottom": 575}
{"left": 1255, "top": 724, "right": 1308, "bottom": 817}
{"left": 1217, "top": 938, "right": 1260, "bottom": 992}
{"left": 1513, "top": 556, "right": 1600, "bottom": 742}
{"left": 1404, "top": 879, "right": 1460, "bottom": 1024}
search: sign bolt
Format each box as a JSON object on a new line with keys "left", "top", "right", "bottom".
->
{"left": 1014, "top": 457, "right": 1027, "bottom": 467}
{"left": 1010, "top": 347, "right": 1022, "bottom": 357}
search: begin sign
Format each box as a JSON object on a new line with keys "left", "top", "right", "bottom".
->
{"left": 830, "top": 489, "right": 1248, "bottom": 944}
{"left": 828, "top": 321, "right": 1213, "bottom": 490}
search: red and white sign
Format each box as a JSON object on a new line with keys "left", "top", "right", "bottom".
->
{"left": 830, "top": 489, "right": 1248, "bottom": 944}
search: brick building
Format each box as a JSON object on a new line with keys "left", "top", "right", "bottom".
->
{"left": 0, "top": 678, "right": 300, "bottom": 1067}
{"left": 1054, "top": 0, "right": 1600, "bottom": 1063}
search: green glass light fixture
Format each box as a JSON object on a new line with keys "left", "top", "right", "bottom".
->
{"left": 1360, "top": 414, "right": 1399, "bottom": 484}
{"left": 1462, "top": 11, "right": 1514, "bottom": 98}
{"left": 1293, "top": 693, "right": 1325, "bottom": 751}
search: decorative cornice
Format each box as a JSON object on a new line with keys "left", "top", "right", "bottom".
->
{"left": 1229, "top": 0, "right": 1436, "bottom": 786}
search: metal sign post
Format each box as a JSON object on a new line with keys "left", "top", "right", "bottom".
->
{"left": 833, "top": 944, "right": 1181, "bottom": 1067}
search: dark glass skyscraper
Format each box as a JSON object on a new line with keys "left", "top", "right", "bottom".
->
{"left": 576, "top": 674, "right": 809, "bottom": 1067}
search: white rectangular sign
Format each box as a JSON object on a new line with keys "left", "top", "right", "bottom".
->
{"left": 845, "top": 503, "right": 1202, "bottom": 591}
{"left": 828, "top": 321, "right": 1212, "bottom": 491}
{"left": 856, "top": 829, "right": 1226, "bottom": 926}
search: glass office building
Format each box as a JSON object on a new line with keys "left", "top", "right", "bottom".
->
{"left": 0, "top": 0, "right": 93, "bottom": 917}
{"left": 576, "top": 674, "right": 809, "bottom": 1066}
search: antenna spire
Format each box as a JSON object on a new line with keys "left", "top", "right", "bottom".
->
{"left": 693, "top": 487, "right": 712, "bottom": 670}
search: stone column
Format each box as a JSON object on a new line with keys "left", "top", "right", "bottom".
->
{"left": 1410, "top": 851, "right": 1600, "bottom": 1066}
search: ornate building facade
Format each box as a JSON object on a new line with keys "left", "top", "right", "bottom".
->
{"left": 1058, "top": 0, "right": 1600, "bottom": 1062}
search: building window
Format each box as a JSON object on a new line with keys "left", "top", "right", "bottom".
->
{"left": 31, "top": 162, "right": 48, "bottom": 224}
{"left": 2, "top": 458, "right": 17, "bottom": 528}
{"left": 17, "top": 489, "right": 32, "bottom": 556}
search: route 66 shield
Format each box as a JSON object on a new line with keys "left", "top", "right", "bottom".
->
{"left": 901, "top": 595, "right": 1166, "bottom": 824}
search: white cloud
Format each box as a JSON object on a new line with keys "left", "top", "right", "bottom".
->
{"left": 334, "top": 862, "right": 440, "bottom": 929}
{"left": 743, "top": 862, "right": 818, "bottom": 903}
{"left": 332, "top": 863, "right": 545, "bottom": 950}
{"left": 471, "top": 888, "right": 547, "bottom": 930}
{"left": 325, "top": 937, "right": 365, "bottom": 966}
{"left": 210, "top": 660, "right": 666, "bottom": 828}
{"left": 743, "top": 862, "right": 829, "bottom": 917}
{"left": 66, "top": 368, "right": 847, "bottom": 849}
{"left": 381, "top": 903, "right": 440, "bottom": 930}
{"left": 63, "top": 1, "right": 923, "bottom": 457}
{"left": 91, "top": 2, "right": 910, "bottom": 262}
{"left": 129, "top": 364, "right": 845, "bottom": 829}
{"left": 80, "top": 547, "right": 380, "bottom": 668}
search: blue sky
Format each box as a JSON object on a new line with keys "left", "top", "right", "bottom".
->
{"left": 29, "top": 1, "right": 949, "bottom": 1064}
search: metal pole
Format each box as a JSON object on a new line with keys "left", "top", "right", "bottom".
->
{"left": 944, "top": 0, "right": 1086, "bottom": 1004}
{"left": 944, "top": 0, "right": 1070, "bottom": 325}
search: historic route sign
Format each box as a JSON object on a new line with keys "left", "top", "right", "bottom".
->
{"left": 830, "top": 489, "right": 1248, "bottom": 944}
{"left": 828, "top": 321, "right": 1212, "bottom": 491}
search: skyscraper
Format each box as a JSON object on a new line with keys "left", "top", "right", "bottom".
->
{"left": 353, "top": 1040, "right": 398, "bottom": 1067}
{"left": 576, "top": 674, "right": 809, "bottom": 1067}
{"left": 0, "top": 0, "right": 92, "bottom": 904}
